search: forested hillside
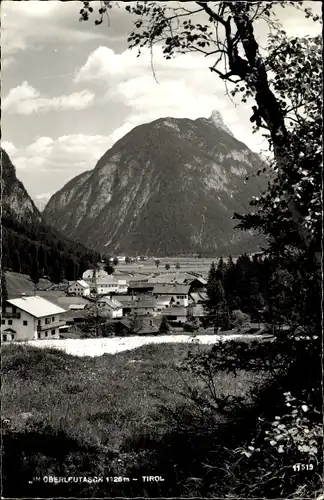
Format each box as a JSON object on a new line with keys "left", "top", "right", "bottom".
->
{"left": 1, "top": 148, "right": 100, "bottom": 285}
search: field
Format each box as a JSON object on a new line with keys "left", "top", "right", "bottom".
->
{"left": 116, "top": 256, "right": 224, "bottom": 277}
{"left": 5, "top": 271, "right": 53, "bottom": 298}
{"left": 2, "top": 342, "right": 266, "bottom": 498}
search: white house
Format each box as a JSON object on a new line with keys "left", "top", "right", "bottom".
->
{"left": 1, "top": 296, "right": 66, "bottom": 342}
{"left": 91, "top": 276, "right": 128, "bottom": 295}
{"left": 82, "top": 268, "right": 109, "bottom": 281}
{"left": 97, "top": 297, "right": 123, "bottom": 318}
{"left": 153, "top": 284, "right": 190, "bottom": 307}
{"left": 67, "top": 280, "right": 90, "bottom": 297}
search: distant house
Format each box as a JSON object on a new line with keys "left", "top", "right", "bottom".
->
{"left": 162, "top": 307, "right": 187, "bottom": 323}
{"left": 135, "top": 317, "right": 160, "bottom": 335}
{"left": 156, "top": 298, "right": 172, "bottom": 311}
{"left": 97, "top": 297, "right": 123, "bottom": 318}
{"left": 128, "top": 281, "right": 155, "bottom": 296}
{"left": 1, "top": 296, "right": 66, "bottom": 342}
{"left": 122, "top": 298, "right": 157, "bottom": 316}
{"left": 186, "top": 278, "right": 207, "bottom": 294}
{"left": 82, "top": 268, "right": 109, "bottom": 280}
{"left": 112, "top": 316, "right": 161, "bottom": 335}
{"left": 67, "top": 280, "right": 90, "bottom": 297}
{"left": 85, "top": 275, "right": 128, "bottom": 295}
{"left": 153, "top": 284, "right": 190, "bottom": 307}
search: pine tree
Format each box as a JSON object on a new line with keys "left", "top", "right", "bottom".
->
{"left": 159, "top": 316, "right": 170, "bottom": 334}
{"left": 1, "top": 272, "right": 8, "bottom": 302}
{"left": 216, "top": 256, "right": 227, "bottom": 281}
{"left": 11, "top": 250, "right": 21, "bottom": 273}
{"left": 206, "top": 264, "right": 230, "bottom": 330}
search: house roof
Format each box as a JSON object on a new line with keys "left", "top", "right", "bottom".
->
{"left": 7, "top": 296, "right": 66, "bottom": 318}
{"left": 95, "top": 277, "right": 127, "bottom": 285}
{"left": 114, "top": 295, "right": 134, "bottom": 302}
{"left": 190, "top": 291, "right": 208, "bottom": 303}
{"left": 153, "top": 284, "right": 190, "bottom": 295}
{"left": 97, "top": 298, "right": 122, "bottom": 310}
{"left": 37, "top": 293, "right": 90, "bottom": 308}
{"left": 162, "top": 307, "right": 187, "bottom": 316}
{"left": 76, "top": 280, "right": 90, "bottom": 288}
{"left": 122, "top": 299, "right": 156, "bottom": 309}
{"left": 156, "top": 298, "right": 172, "bottom": 306}
{"left": 186, "top": 277, "right": 207, "bottom": 285}
{"left": 128, "top": 282, "right": 153, "bottom": 289}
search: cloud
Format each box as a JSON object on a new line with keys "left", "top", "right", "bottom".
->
{"left": 34, "top": 192, "right": 55, "bottom": 210}
{"left": 1, "top": 1, "right": 107, "bottom": 57}
{"left": 13, "top": 134, "right": 111, "bottom": 173}
{"left": 1, "top": 140, "right": 18, "bottom": 157}
{"left": 9, "top": 133, "right": 115, "bottom": 204}
{"left": 2, "top": 57, "right": 15, "bottom": 69}
{"left": 74, "top": 45, "right": 267, "bottom": 151}
{"left": 3, "top": 82, "right": 95, "bottom": 114}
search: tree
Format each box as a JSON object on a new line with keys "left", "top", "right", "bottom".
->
{"left": 206, "top": 264, "right": 230, "bottom": 331}
{"left": 175, "top": 263, "right": 180, "bottom": 270}
{"left": 104, "top": 262, "right": 114, "bottom": 275}
{"left": 155, "top": 259, "right": 161, "bottom": 269}
{"left": 159, "top": 316, "right": 170, "bottom": 334}
{"left": 125, "top": 256, "right": 131, "bottom": 264}
{"left": 165, "top": 263, "right": 170, "bottom": 271}
{"left": 11, "top": 250, "right": 21, "bottom": 274}
{"left": 30, "top": 254, "right": 41, "bottom": 294}
{"left": 1, "top": 271, "right": 8, "bottom": 302}
{"left": 129, "top": 314, "right": 140, "bottom": 335}
{"left": 216, "top": 256, "right": 226, "bottom": 281}
{"left": 80, "top": 1, "right": 320, "bottom": 264}
{"left": 113, "top": 257, "right": 119, "bottom": 267}
{"left": 60, "top": 3, "right": 322, "bottom": 495}
{"left": 232, "top": 309, "right": 251, "bottom": 329}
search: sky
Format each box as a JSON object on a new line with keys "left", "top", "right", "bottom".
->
{"left": 1, "top": 0, "right": 322, "bottom": 209}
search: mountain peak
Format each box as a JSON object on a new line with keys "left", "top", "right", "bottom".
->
{"left": 208, "top": 110, "right": 234, "bottom": 137}
{"left": 43, "top": 114, "right": 265, "bottom": 256}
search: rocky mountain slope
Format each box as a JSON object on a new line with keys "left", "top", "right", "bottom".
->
{"left": 1, "top": 148, "right": 42, "bottom": 224}
{"left": 43, "top": 111, "right": 266, "bottom": 256}
{"left": 1, "top": 148, "right": 99, "bottom": 283}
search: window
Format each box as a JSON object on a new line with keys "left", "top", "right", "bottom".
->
{"left": 51, "top": 329, "right": 55, "bottom": 335}
{"left": 45, "top": 331, "right": 48, "bottom": 337}
{"left": 8, "top": 320, "right": 12, "bottom": 325}
{"left": 37, "top": 332, "right": 41, "bottom": 339}
{"left": 1, "top": 320, "right": 5, "bottom": 325}
{"left": 11, "top": 334, "right": 15, "bottom": 340}
{"left": 45, "top": 317, "right": 51, "bottom": 324}
{"left": 52, "top": 317, "right": 55, "bottom": 322}
{"left": 3, "top": 334, "right": 7, "bottom": 342}
{"left": 23, "top": 320, "right": 28, "bottom": 326}
{"left": 38, "top": 319, "right": 41, "bottom": 325}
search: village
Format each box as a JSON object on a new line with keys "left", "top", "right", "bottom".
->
{"left": 1, "top": 257, "right": 265, "bottom": 343}
{"left": 1, "top": 259, "right": 207, "bottom": 342}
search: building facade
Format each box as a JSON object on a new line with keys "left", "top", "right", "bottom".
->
{"left": 67, "top": 280, "right": 90, "bottom": 297}
{"left": 1, "top": 296, "right": 66, "bottom": 342}
{"left": 153, "top": 284, "right": 190, "bottom": 307}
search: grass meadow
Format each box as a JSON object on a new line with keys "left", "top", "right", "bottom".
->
{"left": 2, "top": 342, "right": 267, "bottom": 497}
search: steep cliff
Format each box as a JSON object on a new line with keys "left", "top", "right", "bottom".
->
{"left": 1, "top": 148, "right": 42, "bottom": 224}
{"left": 1, "top": 148, "right": 100, "bottom": 281}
